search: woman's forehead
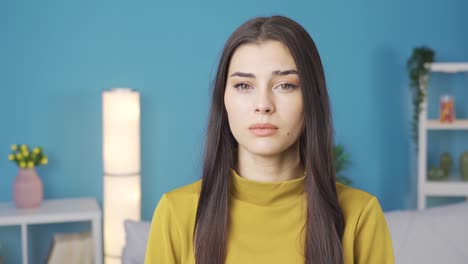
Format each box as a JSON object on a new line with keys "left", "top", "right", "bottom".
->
{"left": 228, "top": 40, "right": 298, "bottom": 76}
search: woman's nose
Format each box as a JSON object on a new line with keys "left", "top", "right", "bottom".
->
{"left": 254, "top": 91, "right": 275, "bottom": 114}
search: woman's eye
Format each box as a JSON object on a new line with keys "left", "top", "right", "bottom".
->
{"left": 277, "top": 83, "right": 298, "bottom": 91}
{"left": 234, "top": 83, "right": 252, "bottom": 91}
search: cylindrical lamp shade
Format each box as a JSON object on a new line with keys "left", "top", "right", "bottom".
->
{"left": 102, "top": 88, "right": 141, "bottom": 264}
{"left": 103, "top": 89, "right": 141, "bottom": 173}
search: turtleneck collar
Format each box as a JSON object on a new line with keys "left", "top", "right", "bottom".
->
{"left": 230, "top": 168, "right": 306, "bottom": 206}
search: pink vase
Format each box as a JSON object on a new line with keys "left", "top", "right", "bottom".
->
{"left": 13, "top": 168, "right": 43, "bottom": 208}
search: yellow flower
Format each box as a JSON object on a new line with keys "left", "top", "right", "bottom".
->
{"left": 20, "top": 144, "right": 27, "bottom": 151}
{"left": 33, "top": 148, "right": 40, "bottom": 154}
{"left": 16, "top": 153, "right": 23, "bottom": 159}
{"left": 19, "top": 161, "right": 26, "bottom": 168}
{"left": 22, "top": 151, "right": 29, "bottom": 157}
{"left": 41, "top": 157, "right": 48, "bottom": 165}
{"left": 8, "top": 154, "right": 15, "bottom": 160}
{"left": 11, "top": 144, "right": 18, "bottom": 151}
{"left": 27, "top": 161, "right": 34, "bottom": 168}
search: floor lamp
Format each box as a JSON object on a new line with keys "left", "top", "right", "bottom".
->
{"left": 102, "top": 88, "right": 141, "bottom": 264}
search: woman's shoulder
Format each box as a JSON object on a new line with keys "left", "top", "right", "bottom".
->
{"left": 163, "top": 178, "right": 202, "bottom": 204}
{"left": 336, "top": 182, "right": 375, "bottom": 203}
{"left": 335, "top": 182, "right": 394, "bottom": 263}
{"left": 335, "top": 182, "right": 382, "bottom": 218}
{"left": 152, "top": 179, "right": 202, "bottom": 226}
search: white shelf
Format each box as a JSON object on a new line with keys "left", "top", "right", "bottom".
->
{"left": 418, "top": 61, "right": 468, "bottom": 209}
{"left": 424, "top": 181, "right": 468, "bottom": 196}
{"left": 0, "top": 198, "right": 101, "bottom": 226}
{"left": 426, "top": 62, "right": 468, "bottom": 73}
{"left": 0, "top": 198, "right": 102, "bottom": 264}
{"left": 426, "top": 119, "right": 468, "bottom": 130}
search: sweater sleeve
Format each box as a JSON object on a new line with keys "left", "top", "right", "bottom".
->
{"left": 145, "top": 194, "right": 182, "bottom": 264}
{"left": 353, "top": 196, "right": 395, "bottom": 264}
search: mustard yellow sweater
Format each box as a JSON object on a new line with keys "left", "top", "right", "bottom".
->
{"left": 145, "top": 169, "right": 394, "bottom": 264}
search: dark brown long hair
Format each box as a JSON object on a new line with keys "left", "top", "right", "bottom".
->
{"left": 194, "top": 15, "right": 344, "bottom": 264}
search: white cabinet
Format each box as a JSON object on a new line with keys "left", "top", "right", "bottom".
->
{"left": 417, "top": 62, "right": 468, "bottom": 209}
{"left": 0, "top": 198, "right": 102, "bottom": 264}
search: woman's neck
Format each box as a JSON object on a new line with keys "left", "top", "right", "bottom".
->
{"left": 234, "top": 143, "right": 304, "bottom": 183}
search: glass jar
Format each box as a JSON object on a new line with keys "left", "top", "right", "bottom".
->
{"left": 440, "top": 94, "right": 455, "bottom": 123}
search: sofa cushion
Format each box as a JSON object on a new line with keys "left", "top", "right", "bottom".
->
{"left": 122, "top": 219, "right": 151, "bottom": 264}
{"left": 384, "top": 201, "right": 468, "bottom": 264}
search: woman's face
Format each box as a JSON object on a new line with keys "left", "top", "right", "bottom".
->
{"left": 224, "top": 40, "right": 304, "bottom": 157}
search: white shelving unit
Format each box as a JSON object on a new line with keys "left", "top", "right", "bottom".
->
{"left": 418, "top": 62, "right": 468, "bottom": 209}
{"left": 0, "top": 198, "right": 102, "bottom": 264}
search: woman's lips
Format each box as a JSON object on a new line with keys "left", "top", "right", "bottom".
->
{"left": 249, "top": 123, "right": 278, "bottom": 136}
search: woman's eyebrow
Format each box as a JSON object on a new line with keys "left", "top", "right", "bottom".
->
{"left": 229, "top": 72, "right": 256, "bottom": 78}
{"left": 272, "top": 69, "right": 298, "bottom": 76}
{"left": 229, "top": 69, "right": 298, "bottom": 79}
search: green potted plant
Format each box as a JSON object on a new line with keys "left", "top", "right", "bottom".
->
{"left": 333, "top": 144, "right": 352, "bottom": 186}
{"left": 407, "top": 46, "right": 435, "bottom": 151}
{"left": 7, "top": 144, "right": 48, "bottom": 208}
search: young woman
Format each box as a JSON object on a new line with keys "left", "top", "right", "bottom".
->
{"left": 145, "top": 15, "right": 394, "bottom": 264}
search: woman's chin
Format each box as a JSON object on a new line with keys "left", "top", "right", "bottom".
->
{"left": 243, "top": 143, "right": 286, "bottom": 157}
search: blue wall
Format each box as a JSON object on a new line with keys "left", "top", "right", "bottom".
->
{"left": 1, "top": 0, "right": 468, "bottom": 262}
